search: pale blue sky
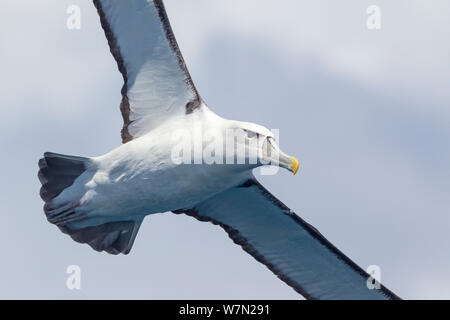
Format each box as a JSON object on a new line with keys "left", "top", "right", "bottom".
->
{"left": 1, "top": 0, "right": 449, "bottom": 299}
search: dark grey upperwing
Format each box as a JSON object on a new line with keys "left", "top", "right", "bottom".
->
{"left": 93, "top": 0, "right": 201, "bottom": 143}
{"left": 174, "top": 178, "right": 400, "bottom": 300}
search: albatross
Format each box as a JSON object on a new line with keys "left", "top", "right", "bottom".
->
{"left": 37, "top": 0, "right": 400, "bottom": 300}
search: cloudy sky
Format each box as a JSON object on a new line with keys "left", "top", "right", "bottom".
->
{"left": 1, "top": 0, "right": 449, "bottom": 299}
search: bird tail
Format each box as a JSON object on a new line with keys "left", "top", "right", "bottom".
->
{"left": 38, "top": 152, "right": 90, "bottom": 227}
{"left": 38, "top": 152, "right": 144, "bottom": 255}
{"left": 38, "top": 152, "right": 89, "bottom": 203}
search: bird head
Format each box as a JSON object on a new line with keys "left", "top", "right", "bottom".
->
{"left": 228, "top": 121, "right": 299, "bottom": 175}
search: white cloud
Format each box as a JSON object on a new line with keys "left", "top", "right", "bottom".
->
{"left": 167, "top": 0, "right": 450, "bottom": 108}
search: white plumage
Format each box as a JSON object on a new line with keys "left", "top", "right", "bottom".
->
{"left": 37, "top": 0, "right": 399, "bottom": 300}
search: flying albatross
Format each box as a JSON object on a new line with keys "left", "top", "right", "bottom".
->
{"left": 38, "top": 0, "right": 400, "bottom": 300}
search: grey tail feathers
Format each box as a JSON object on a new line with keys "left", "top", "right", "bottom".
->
{"left": 38, "top": 152, "right": 89, "bottom": 203}
{"left": 38, "top": 152, "right": 144, "bottom": 255}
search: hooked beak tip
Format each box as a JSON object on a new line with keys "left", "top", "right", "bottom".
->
{"left": 292, "top": 157, "right": 299, "bottom": 175}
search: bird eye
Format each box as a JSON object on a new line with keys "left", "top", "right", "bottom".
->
{"left": 243, "top": 129, "right": 258, "bottom": 139}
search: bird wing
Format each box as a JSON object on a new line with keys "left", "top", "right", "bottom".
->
{"left": 93, "top": 0, "right": 201, "bottom": 143}
{"left": 60, "top": 217, "right": 144, "bottom": 255}
{"left": 174, "top": 178, "right": 400, "bottom": 300}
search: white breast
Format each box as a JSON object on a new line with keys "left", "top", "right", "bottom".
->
{"left": 72, "top": 106, "right": 250, "bottom": 220}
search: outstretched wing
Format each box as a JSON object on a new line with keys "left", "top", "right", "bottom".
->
{"left": 175, "top": 178, "right": 400, "bottom": 300}
{"left": 93, "top": 0, "right": 201, "bottom": 143}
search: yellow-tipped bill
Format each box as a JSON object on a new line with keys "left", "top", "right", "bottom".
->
{"left": 262, "top": 137, "right": 299, "bottom": 175}
{"left": 291, "top": 157, "right": 299, "bottom": 175}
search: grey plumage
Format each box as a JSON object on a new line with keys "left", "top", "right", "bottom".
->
{"left": 38, "top": 152, "right": 88, "bottom": 202}
{"left": 59, "top": 218, "right": 144, "bottom": 255}
{"left": 38, "top": 152, "right": 144, "bottom": 255}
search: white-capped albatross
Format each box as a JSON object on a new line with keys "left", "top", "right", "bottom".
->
{"left": 37, "top": 0, "right": 400, "bottom": 300}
